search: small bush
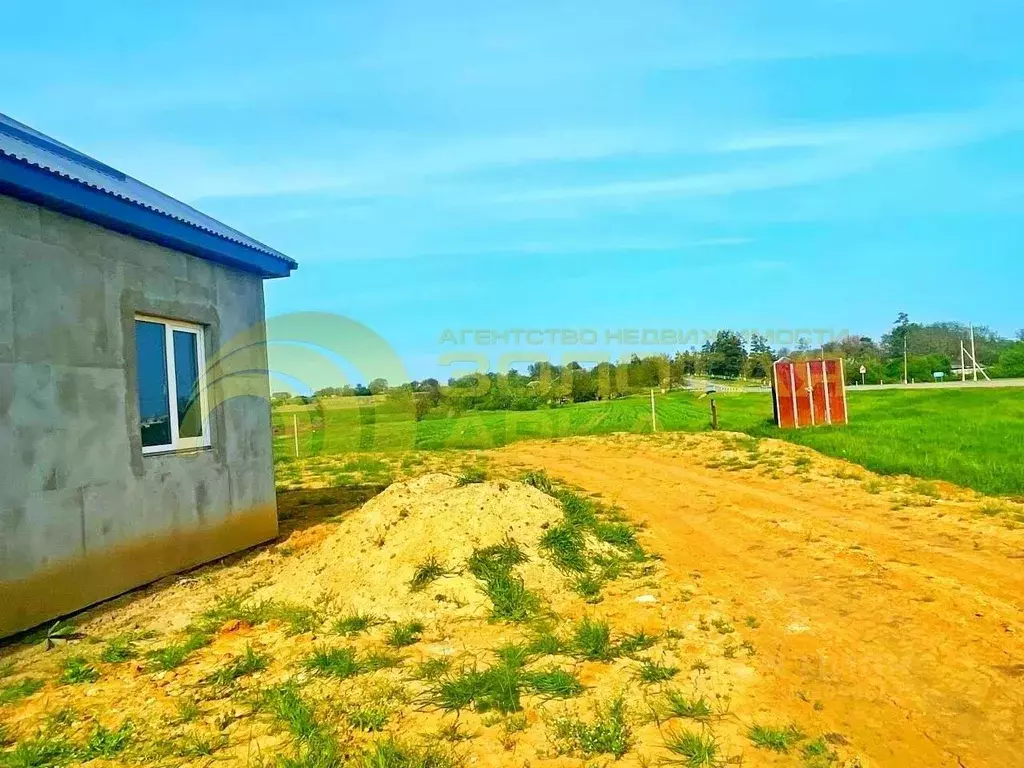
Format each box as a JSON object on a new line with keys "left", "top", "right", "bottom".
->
{"left": 467, "top": 538, "right": 539, "bottom": 622}
{"left": 558, "top": 492, "right": 598, "bottom": 529}
{"left": 802, "top": 736, "right": 839, "bottom": 766}
{"left": 595, "top": 522, "right": 637, "bottom": 550}
{"left": 194, "top": 594, "right": 321, "bottom": 636}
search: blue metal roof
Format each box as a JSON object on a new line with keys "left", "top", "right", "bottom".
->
{"left": 0, "top": 113, "right": 296, "bottom": 278}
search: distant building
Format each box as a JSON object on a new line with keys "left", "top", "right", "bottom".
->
{"left": 0, "top": 113, "right": 297, "bottom": 637}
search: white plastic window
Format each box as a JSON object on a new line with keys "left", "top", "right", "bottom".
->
{"left": 134, "top": 314, "right": 211, "bottom": 453}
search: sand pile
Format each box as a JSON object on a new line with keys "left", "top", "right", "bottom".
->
{"left": 253, "top": 473, "right": 576, "bottom": 622}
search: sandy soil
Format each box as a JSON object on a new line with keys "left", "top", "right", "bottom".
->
{"left": 2, "top": 432, "right": 1020, "bottom": 767}
{"left": 494, "top": 432, "right": 1024, "bottom": 768}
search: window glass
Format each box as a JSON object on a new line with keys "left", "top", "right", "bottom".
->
{"left": 135, "top": 320, "right": 171, "bottom": 447}
{"left": 173, "top": 330, "right": 203, "bottom": 438}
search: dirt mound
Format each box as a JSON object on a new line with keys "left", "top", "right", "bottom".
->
{"left": 255, "top": 473, "right": 572, "bottom": 621}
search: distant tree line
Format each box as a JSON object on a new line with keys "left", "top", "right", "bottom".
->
{"left": 270, "top": 317, "right": 1024, "bottom": 414}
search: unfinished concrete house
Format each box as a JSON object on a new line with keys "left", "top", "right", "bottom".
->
{"left": 0, "top": 113, "right": 297, "bottom": 638}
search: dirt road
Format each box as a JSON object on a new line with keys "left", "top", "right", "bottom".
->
{"left": 496, "top": 433, "right": 1024, "bottom": 767}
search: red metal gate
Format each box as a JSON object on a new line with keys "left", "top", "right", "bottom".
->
{"left": 771, "top": 358, "right": 848, "bottom": 428}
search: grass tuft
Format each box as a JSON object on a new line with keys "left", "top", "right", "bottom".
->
{"left": 637, "top": 658, "right": 679, "bottom": 684}
{"left": 99, "top": 636, "right": 138, "bottom": 664}
{"left": 431, "top": 663, "right": 522, "bottom": 714}
{"left": 618, "top": 630, "right": 658, "bottom": 656}
{"left": 409, "top": 556, "right": 450, "bottom": 592}
{"left": 333, "top": 611, "right": 385, "bottom": 636}
{"left": 59, "top": 656, "right": 99, "bottom": 685}
{"left": 387, "top": 621, "right": 425, "bottom": 648}
{"left": 748, "top": 724, "right": 805, "bottom": 753}
{"left": 527, "top": 629, "right": 563, "bottom": 656}
{"left": 663, "top": 691, "right": 713, "bottom": 721}
{"left": 146, "top": 631, "right": 212, "bottom": 671}
{"left": 552, "top": 696, "right": 632, "bottom": 759}
{"left": 349, "top": 706, "right": 390, "bottom": 732}
{"left": 415, "top": 657, "right": 453, "bottom": 681}
{"left": 362, "top": 737, "right": 458, "bottom": 768}
{"left": 206, "top": 644, "right": 268, "bottom": 687}
{"left": 80, "top": 721, "right": 134, "bottom": 760}
{"left": 456, "top": 467, "right": 488, "bottom": 486}
{"left": 0, "top": 678, "right": 43, "bottom": 706}
{"left": 363, "top": 650, "right": 404, "bottom": 671}
{"left": 539, "top": 524, "right": 588, "bottom": 572}
{"left": 663, "top": 727, "right": 719, "bottom": 767}
{"left": 0, "top": 734, "right": 76, "bottom": 767}
{"left": 523, "top": 667, "right": 584, "bottom": 699}
{"left": 569, "top": 617, "right": 616, "bottom": 661}
{"left": 467, "top": 537, "right": 529, "bottom": 580}
{"left": 493, "top": 643, "right": 531, "bottom": 669}
{"left": 304, "top": 646, "right": 362, "bottom": 679}
{"left": 467, "top": 538, "right": 539, "bottom": 622}
{"left": 522, "top": 470, "right": 555, "bottom": 495}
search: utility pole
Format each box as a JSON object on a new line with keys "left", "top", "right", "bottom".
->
{"left": 903, "top": 335, "right": 908, "bottom": 385}
{"left": 970, "top": 323, "right": 978, "bottom": 382}
{"left": 960, "top": 339, "right": 966, "bottom": 382}
{"left": 649, "top": 388, "right": 657, "bottom": 433}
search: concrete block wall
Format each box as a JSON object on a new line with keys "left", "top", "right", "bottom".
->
{"left": 0, "top": 194, "right": 278, "bottom": 637}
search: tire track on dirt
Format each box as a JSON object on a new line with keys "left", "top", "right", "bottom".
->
{"left": 495, "top": 434, "right": 1024, "bottom": 768}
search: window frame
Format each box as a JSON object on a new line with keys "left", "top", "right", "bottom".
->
{"left": 134, "top": 313, "right": 212, "bottom": 455}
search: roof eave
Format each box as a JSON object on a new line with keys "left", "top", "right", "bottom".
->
{"left": 0, "top": 154, "right": 296, "bottom": 279}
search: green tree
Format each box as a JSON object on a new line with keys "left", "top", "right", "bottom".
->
{"left": 993, "top": 342, "right": 1024, "bottom": 378}
{"left": 882, "top": 312, "right": 911, "bottom": 358}
{"left": 746, "top": 333, "right": 774, "bottom": 380}
{"left": 704, "top": 331, "right": 747, "bottom": 378}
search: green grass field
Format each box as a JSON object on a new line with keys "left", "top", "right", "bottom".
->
{"left": 274, "top": 388, "right": 1024, "bottom": 496}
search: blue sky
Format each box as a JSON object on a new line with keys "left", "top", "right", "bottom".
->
{"left": 3, "top": 1, "right": 1022, "bottom": 386}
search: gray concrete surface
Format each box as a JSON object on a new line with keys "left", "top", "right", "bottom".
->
{"left": 0, "top": 194, "right": 278, "bottom": 637}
